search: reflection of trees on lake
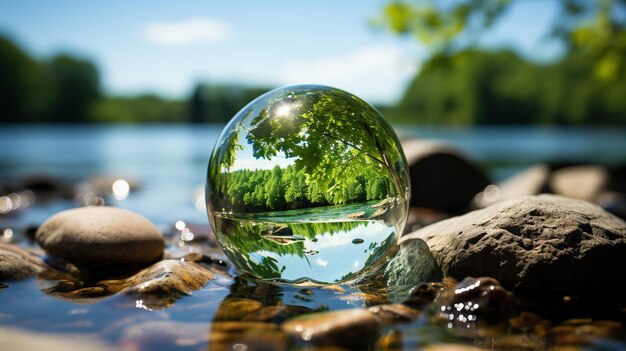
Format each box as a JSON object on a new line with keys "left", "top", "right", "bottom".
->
{"left": 338, "top": 233, "right": 397, "bottom": 282}
{"left": 207, "top": 85, "right": 409, "bottom": 214}
{"left": 215, "top": 217, "right": 387, "bottom": 281}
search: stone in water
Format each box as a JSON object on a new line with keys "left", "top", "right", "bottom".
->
{"left": 206, "top": 85, "right": 409, "bottom": 283}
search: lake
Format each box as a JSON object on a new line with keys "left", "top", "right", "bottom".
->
{"left": 1, "top": 124, "right": 625, "bottom": 350}
{"left": 1, "top": 124, "right": 625, "bottom": 226}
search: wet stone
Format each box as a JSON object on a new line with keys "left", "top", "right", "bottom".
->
{"left": 368, "top": 303, "right": 420, "bottom": 325}
{"left": 0, "top": 243, "right": 44, "bottom": 281}
{"left": 213, "top": 297, "right": 263, "bottom": 321}
{"left": 36, "top": 206, "right": 164, "bottom": 264}
{"left": 433, "top": 277, "right": 516, "bottom": 327}
{"left": 402, "top": 282, "right": 442, "bottom": 308}
{"left": 282, "top": 308, "right": 380, "bottom": 350}
{"left": 102, "top": 259, "right": 214, "bottom": 309}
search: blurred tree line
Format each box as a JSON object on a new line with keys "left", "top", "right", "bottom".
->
{"left": 0, "top": 36, "right": 100, "bottom": 123}
{"left": 4, "top": 0, "right": 626, "bottom": 128}
{"left": 379, "top": 0, "right": 626, "bottom": 125}
{"left": 386, "top": 49, "right": 626, "bottom": 125}
{"left": 0, "top": 34, "right": 269, "bottom": 124}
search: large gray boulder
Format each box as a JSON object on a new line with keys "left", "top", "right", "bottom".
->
{"left": 400, "top": 194, "right": 626, "bottom": 289}
{"left": 36, "top": 206, "right": 164, "bottom": 264}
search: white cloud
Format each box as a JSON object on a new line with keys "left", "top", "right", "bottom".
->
{"left": 281, "top": 45, "right": 420, "bottom": 104}
{"left": 142, "top": 17, "right": 232, "bottom": 46}
{"left": 315, "top": 258, "right": 328, "bottom": 267}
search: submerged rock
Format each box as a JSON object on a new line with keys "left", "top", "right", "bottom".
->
{"left": 42, "top": 259, "right": 216, "bottom": 308}
{"left": 282, "top": 308, "right": 379, "bottom": 350}
{"left": 109, "top": 259, "right": 214, "bottom": 309}
{"left": 0, "top": 243, "right": 44, "bottom": 281}
{"left": 402, "top": 139, "right": 490, "bottom": 214}
{"left": 402, "top": 195, "right": 626, "bottom": 289}
{"left": 36, "top": 206, "right": 164, "bottom": 264}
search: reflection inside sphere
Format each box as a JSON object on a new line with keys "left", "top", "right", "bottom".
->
{"left": 206, "top": 85, "right": 410, "bottom": 284}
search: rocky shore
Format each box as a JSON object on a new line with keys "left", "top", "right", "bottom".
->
{"left": 1, "top": 139, "right": 625, "bottom": 350}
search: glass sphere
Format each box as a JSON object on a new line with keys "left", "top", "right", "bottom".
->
{"left": 206, "top": 85, "right": 409, "bottom": 284}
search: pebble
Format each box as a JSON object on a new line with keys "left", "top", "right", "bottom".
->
{"left": 282, "top": 308, "right": 379, "bottom": 349}
{"left": 36, "top": 206, "right": 164, "bottom": 264}
{"left": 401, "top": 195, "right": 626, "bottom": 289}
{"left": 0, "top": 243, "right": 44, "bottom": 281}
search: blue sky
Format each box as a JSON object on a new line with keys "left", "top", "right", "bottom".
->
{"left": 0, "top": 1, "right": 563, "bottom": 104}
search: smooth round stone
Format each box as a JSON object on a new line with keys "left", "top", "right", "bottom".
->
{"left": 36, "top": 206, "right": 164, "bottom": 264}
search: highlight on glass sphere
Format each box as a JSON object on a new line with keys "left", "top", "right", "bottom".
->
{"left": 206, "top": 85, "right": 409, "bottom": 284}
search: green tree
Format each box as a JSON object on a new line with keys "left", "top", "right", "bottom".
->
{"left": 389, "top": 49, "right": 626, "bottom": 125}
{"left": 45, "top": 54, "right": 100, "bottom": 122}
{"left": 207, "top": 86, "right": 409, "bottom": 213}
{"left": 377, "top": 0, "right": 626, "bottom": 81}
{"left": 265, "top": 166, "right": 286, "bottom": 209}
{"left": 188, "top": 83, "right": 207, "bottom": 123}
{"left": 91, "top": 94, "right": 185, "bottom": 123}
{"left": 0, "top": 35, "right": 47, "bottom": 122}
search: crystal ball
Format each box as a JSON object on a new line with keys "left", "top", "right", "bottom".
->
{"left": 206, "top": 85, "right": 410, "bottom": 284}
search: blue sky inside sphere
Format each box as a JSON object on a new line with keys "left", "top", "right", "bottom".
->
{"left": 0, "top": 0, "right": 563, "bottom": 105}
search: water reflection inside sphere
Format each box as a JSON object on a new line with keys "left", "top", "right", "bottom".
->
{"left": 206, "top": 85, "right": 409, "bottom": 284}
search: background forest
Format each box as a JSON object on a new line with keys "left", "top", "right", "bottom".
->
{"left": 2, "top": 35, "right": 625, "bottom": 126}
{"left": 2, "top": 0, "right": 625, "bottom": 125}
